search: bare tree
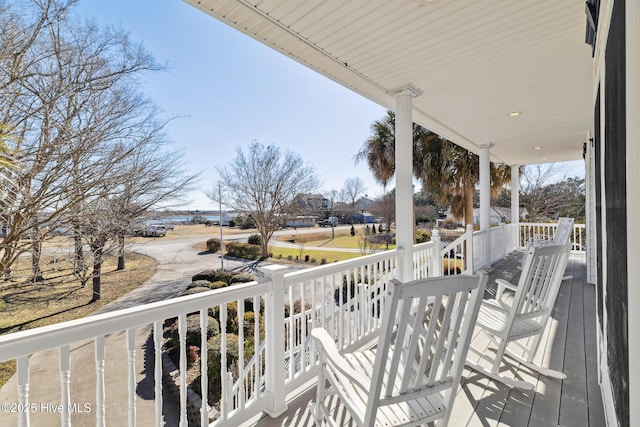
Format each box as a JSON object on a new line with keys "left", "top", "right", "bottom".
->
{"left": 343, "top": 177, "right": 366, "bottom": 207}
{"left": 208, "top": 142, "right": 319, "bottom": 257}
{"left": 519, "top": 164, "right": 562, "bottom": 221}
{"left": 0, "top": 0, "right": 197, "bottom": 296}
{"left": 520, "top": 164, "right": 585, "bottom": 222}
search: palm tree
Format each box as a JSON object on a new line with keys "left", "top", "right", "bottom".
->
{"left": 356, "top": 111, "right": 512, "bottom": 226}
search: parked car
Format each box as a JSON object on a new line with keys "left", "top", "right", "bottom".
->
{"left": 144, "top": 224, "right": 166, "bottom": 237}
{"left": 319, "top": 217, "right": 339, "bottom": 227}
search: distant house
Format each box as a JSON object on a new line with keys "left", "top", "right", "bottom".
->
{"left": 354, "top": 196, "right": 374, "bottom": 212}
{"left": 471, "top": 207, "right": 529, "bottom": 225}
{"left": 352, "top": 211, "right": 375, "bottom": 224}
{"left": 220, "top": 211, "right": 241, "bottom": 226}
{"left": 285, "top": 216, "right": 317, "bottom": 228}
{"left": 292, "top": 194, "right": 330, "bottom": 211}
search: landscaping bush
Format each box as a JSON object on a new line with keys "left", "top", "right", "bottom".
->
{"left": 415, "top": 228, "right": 431, "bottom": 243}
{"left": 225, "top": 241, "right": 261, "bottom": 260}
{"left": 165, "top": 315, "right": 221, "bottom": 352}
{"left": 247, "top": 234, "right": 262, "bottom": 246}
{"left": 205, "top": 334, "right": 240, "bottom": 402}
{"left": 186, "top": 315, "right": 220, "bottom": 346}
{"left": 192, "top": 269, "right": 255, "bottom": 284}
{"left": 209, "top": 281, "right": 229, "bottom": 289}
{"left": 229, "top": 272, "right": 255, "bottom": 284}
{"left": 186, "top": 280, "right": 213, "bottom": 290}
{"left": 206, "top": 238, "right": 221, "bottom": 252}
{"left": 181, "top": 286, "right": 211, "bottom": 297}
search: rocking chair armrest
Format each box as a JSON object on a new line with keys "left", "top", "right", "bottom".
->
{"left": 311, "top": 327, "right": 370, "bottom": 392}
{"left": 495, "top": 279, "right": 517, "bottom": 301}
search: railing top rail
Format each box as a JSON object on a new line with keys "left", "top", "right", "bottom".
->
{"left": 413, "top": 240, "right": 436, "bottom": 251}
{"left": 283, "top": 248, "right": 403, "bottom": 285}
{"left": 0, "top": 280, "right": 268, "bottom": 361}
{"left": 522, "top": 222, "right": 585, "bottom": 228}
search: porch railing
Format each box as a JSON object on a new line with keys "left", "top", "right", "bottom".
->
{"left": 0, "top": 221, "right": 582, "bottom": 427}
{"left": 0, "top": 250, "right": 405, "bottom": 427}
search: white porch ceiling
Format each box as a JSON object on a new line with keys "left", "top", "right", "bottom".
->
{"left": 184, "top": 0, "right": 593, "bottom": 166}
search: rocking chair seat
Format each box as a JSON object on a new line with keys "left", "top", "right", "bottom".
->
{"left": 311, "top": 335, "right": 448, "bottom": 426}
{"left": 476, "top": 300, "right": 545, "bottom": 340}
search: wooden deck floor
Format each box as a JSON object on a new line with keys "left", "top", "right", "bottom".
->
{"left": 247, "top": 253, "right": 605, "bottom": 427}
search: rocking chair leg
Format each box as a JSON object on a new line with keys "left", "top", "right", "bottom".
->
{"left": 465, "top": 360, "right": 536, "bottom": 390}
{"left": 504, "top": 348, "right": 567, "bottom": 379}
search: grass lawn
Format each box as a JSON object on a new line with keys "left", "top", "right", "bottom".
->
{"left": 268, "top": 246, "right": 360, "bottom": 264}
{"left": 275, "top": 228, "right": 396, "bottom": 250}
{"left": 0, "top": 252, "right": 157, "bottom": 387}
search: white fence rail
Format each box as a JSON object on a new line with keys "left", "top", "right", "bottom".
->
{"left": 0, "top": 221, "right": 582, "bottom": 427}
{"left": 519, "top": 222, "right": 586, "bottom": 253}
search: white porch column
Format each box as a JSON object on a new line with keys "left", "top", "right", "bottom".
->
{"left": 391, "top": 84, "right": 421, "bottom": 282}
{"left": 510, "top": 164, "right": 520, "bottom": 224}
{"left": 479, "top": 144, "right": 493, "bottom": 268}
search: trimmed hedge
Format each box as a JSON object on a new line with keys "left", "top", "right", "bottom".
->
{"left": 247, "top": 234, "right": 262, "bottom": 246}
{"left": 225, "top": 241, "right": 261, "bottom": 260}
{"left": 191, "top": 269, "right": 255, "bottom": 284}
{"left": 206, "top": 238, "right": 221, "bottom": 252}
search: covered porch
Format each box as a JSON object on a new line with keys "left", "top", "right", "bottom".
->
{"left": 0, "top": 223, "right": 593, "bottom": 427}
{"left": 251, "top": 251, "right": 602, "bottom": 427}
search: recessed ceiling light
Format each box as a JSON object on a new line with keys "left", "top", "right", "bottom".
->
{"left": 533, "top": 146, "right": 542, "bottom": 151}
{"left": 508, "top": 111, "right": 522, "bottom": 117}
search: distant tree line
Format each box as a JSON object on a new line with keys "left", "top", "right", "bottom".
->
{"left": 0, "top": 0, "right": 197, "bottom": 301}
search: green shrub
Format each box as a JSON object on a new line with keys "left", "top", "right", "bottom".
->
{"left": 206, "top": 238, "right": 221, "bottom": 252}
{"left": 186, "top": 315, "right": 220, "bottom": 346}
{"left": 229, "top": 273, "right": 255, "bottom": 284}
{"left": 205, "top": 334, "right": 240, "bottom": 402}
{"left": 247, "top": 234, "right": 262, "bottom": 246}
{"left": 165, "top": 315, "right": 221, "bottom": 352}
{"left": 210, "top": 281, "right": 229, "bottom": 289}
{"left": 415, "top": 228, "right": 431, "bottom": 243}
{"left": 192, "top": 269, "right": 255, "bottom": 284}
{"left": 225, "top": 241, "right": 261, "bottom": 260}
{"left": 181, "top": 286, "right": 211, "bottom": 296}
{"left": 187, "top": 280, "right": 213, "bottom": 290}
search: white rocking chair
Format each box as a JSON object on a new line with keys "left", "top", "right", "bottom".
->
{"left": 311, "top": 273, "right": 488, "bottom": 427}
{"left": 466, "top": 243, "right": 571, "bottom": 390}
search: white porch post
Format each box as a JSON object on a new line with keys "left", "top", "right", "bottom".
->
{"left": 479, "top": 144, "right": 492, "bottom": 268}
{"left": 262, "top": 265, "right": 288, "bottom": 417}
{"left": 510, "top": 164, "right": 520, "bottom": 224}
{"left": 391, "top": 84, "right": 421, "bottom": 282}
{"left": 627, "top": 1, "right": 640, "bottom": 426}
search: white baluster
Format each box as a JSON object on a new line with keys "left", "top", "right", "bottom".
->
{"left": 178, "top": 314, "right": 187, "bottom": 427}
{"left": 95, "top": 336, "right": 105, "bottom": 427}
{"left": 220, "top": 306, "right": 227, "bottom": 419}
{"left": 199, "top": 310, "right": 208, "bottom": 426}
{"left": 60, "top": 345, "right": 71, "bottom": 427}
{"left": 237, "top": 299, "right": 245, "bottom": 410}
{"left": 126, "top": 328, "right": 136, "bottom": 427}
{"left": 17, "top": 356, "right": 29, "bottom": 427}
{"left": 152, "top": 322, "right": 162, "bottom": 427}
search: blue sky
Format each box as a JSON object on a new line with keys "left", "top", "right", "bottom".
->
{"left": 75, "top": 0, "right": 388, "bottom": 210}
{"left": 75, "top": 0, "right": 584, "bottom": 211}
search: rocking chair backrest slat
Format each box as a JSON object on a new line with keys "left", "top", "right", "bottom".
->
{"left": 365, "top": 274, "right": 487, "bottom": 424}
{"left": 552, "top": 217, "right": 575, "bottom": 245}
{"left": 513, "top": 244, "right": 570, "bottom": 321}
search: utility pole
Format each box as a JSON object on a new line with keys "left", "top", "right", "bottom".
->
{"left": 219, "top": 182, "right": 224, "bottom": 271}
